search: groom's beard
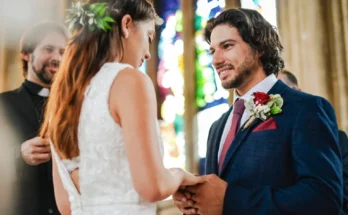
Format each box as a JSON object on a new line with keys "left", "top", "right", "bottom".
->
{"left": 220, "top": 50, "right": 258, "bottom": 90}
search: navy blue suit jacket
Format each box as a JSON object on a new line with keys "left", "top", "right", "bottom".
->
{"left": 340, "top": 130, "right": 348, "bottom": 214}
{"left": 206, "top": 81, "right": 343, "bottom": 215}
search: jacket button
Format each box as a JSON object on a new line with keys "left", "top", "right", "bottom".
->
{"left": 48, "top": 208, "right": 53, "bottom": 214}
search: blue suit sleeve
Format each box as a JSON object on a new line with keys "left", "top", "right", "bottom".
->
{"left": 339, "top": 130, "right": 348, "bottom": 214}
{"left": 223, "top": 97, "right": 343, "bottom": 215}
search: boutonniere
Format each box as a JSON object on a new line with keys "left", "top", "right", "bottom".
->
{"left": 243, "top": 92, "right": 284, "bottom": 130}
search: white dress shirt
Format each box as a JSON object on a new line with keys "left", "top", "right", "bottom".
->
{"left": 217, "top": 74, "right": 278, "bottom": 162}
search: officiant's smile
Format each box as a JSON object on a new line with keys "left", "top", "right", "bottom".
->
{"left": 22, "top": 31, "right": 65, "bottom": 88}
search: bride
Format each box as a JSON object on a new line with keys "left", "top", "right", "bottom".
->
{"left": 40, "top": 0, "right": 203, "bottom": 214}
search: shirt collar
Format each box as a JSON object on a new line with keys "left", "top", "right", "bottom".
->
{"left": 233, "top": 74, "right": 278, "bottom": 103}
{"left": 23, "top": 79, "right": 50, "bottom": 97}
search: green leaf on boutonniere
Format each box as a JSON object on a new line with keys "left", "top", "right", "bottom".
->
{"left": 266, "top": 100, "right": 274, "bottom": 108}
{"left": 271, "top": 106, "right": 282, "bottom": 115}
{"left": 270, "top": 94, "right": 284, "bottom": 107}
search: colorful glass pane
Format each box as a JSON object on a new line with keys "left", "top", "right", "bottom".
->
{"left": 195, "top": 0, "right": 230, "bottom": 159}
{"left": 241, "top": 0, "right": 277, "bottom": 27}
{"left": 195, "top": 0, "right": 229, "bottom": 111}
{"left": 157, "top": 0, "right": 186, "bottom": 170}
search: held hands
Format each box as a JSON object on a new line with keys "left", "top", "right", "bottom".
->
{"left": 173, "top": 174, "right": 227, "bottom": 215}
{"left": 21, "top": 137, "right": 51, "bottom": 165}
{"left": 168, "top": 168, "right": 206, "bottom": 187}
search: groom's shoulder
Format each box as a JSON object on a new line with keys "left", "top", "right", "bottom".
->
{"left": 285, "top": 87, "right": 332, "bottom": 108}
{"left": 284, "top": 88, "right": 336, "bottom": 119}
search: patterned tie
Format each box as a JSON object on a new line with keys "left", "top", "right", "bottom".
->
{"left": 218, "top": 99, "right": 245, "bottom": 173}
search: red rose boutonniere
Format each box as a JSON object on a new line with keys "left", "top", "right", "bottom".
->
{"left": 243, "top": 92, "right": 284, "bottom": 130}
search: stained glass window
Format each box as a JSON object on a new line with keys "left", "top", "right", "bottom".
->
{"left": 195, "top": 0, "right": 230, "bottom": 160}
{"left": 157, "top": 0, "right": 186, "bottom": 170}
{"left": 241, "top": 0, "right": 277, "bottom": 27}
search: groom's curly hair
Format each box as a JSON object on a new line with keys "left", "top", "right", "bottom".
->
{"left": 204, "top": 8, "right": 285, "bottom": 76}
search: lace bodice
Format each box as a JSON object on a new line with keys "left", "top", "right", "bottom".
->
{"left": 52, "top": 63, "right": 161, "bottom": 215}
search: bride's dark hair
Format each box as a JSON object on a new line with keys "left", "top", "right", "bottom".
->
{"left": 40, "top": 0, "right": 157, "bottom": 159}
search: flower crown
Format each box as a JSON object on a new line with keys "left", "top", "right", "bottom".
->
{"left": 65, "top": 2, "right": 116, "bottom": 32}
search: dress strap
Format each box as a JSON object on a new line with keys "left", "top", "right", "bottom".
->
{"left": 50, "top": 141, "right": 82, "bottom": 210}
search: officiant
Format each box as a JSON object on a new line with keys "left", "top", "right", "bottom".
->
{"left": 0, "top": 22, "right": 69, "bottom": 215}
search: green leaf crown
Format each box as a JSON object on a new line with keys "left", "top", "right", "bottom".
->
{"left": 65, "top": 2, "right": 116, "bottom": 32}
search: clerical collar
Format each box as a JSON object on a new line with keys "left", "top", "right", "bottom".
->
{"left": 23, "top": 80, "right": 50, "bottom": 97}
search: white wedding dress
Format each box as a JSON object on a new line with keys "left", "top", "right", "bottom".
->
{"left": 51, "top": 62, "right": 161, "bottom": 215}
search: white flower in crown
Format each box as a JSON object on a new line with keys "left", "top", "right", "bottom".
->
{"left": 243, "top": 92, "right": 283, "bottom": 130}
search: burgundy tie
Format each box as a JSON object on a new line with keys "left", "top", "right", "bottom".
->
{"left": 218, "top": 99, "right": 245, "bottom": 173}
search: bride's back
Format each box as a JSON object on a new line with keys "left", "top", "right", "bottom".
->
{"left": 77, "top": 63, "right": 156, "bottom": 213}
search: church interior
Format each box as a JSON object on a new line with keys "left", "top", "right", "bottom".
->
{"left": 1, "top": 0, "right": 347, "bottom": 214}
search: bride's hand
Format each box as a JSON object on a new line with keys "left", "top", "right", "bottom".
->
{"left": 181, "top": 170, "right": 206, "bottom": 186}
{"left": 169, "top": 168, "right": 206, "bottom": 186}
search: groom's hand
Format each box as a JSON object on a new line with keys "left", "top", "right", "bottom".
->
{"left": 173, "top": 187, "right": 198, "bottom": 214}
{"left": 185, "top": 174, "right": 227, "bottom": 215}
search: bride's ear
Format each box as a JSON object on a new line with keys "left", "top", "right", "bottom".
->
{"left": 121, "top": 14, "right": 133, "bottom": 39}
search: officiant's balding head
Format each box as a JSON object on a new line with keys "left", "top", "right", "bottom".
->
{"left": 278, "top": 70, "right": 301, "bottom": 91}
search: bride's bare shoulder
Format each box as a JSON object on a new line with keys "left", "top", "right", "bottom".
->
{"left": 114, "top": 67, "right": 153, "bottom": 90}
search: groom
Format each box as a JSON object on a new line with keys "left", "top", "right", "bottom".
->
{"left": 173, "top": 8, "right": 342, "bottom": 215}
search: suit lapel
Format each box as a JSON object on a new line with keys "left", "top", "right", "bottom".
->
{"left": 206, "top": 106, "right": 232, "bottom": 175}
{"left": 219, "top": 117, "right": 262, "bottom": 176}
{"left": 219, "top": 80, "right": 288, "bottom": 176}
